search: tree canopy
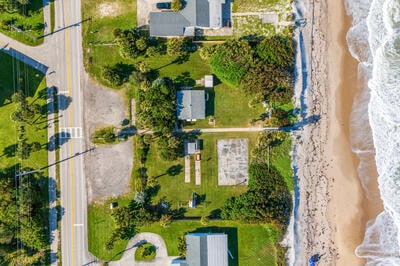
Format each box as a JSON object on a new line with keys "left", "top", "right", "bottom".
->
{"left": 209, "top": 40, "right": 253, "bottom": 87}
{"left": 221, "top": 164, "right": 292, "bottom": 228}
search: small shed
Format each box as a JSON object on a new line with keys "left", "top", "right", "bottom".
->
{"left": 185, "top": 139, "right": 202, "bottom": 155}
{"left": 205, "top": 75, "right": 214, "bottom": 88}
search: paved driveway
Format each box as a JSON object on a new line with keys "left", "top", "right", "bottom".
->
{"left": 109, "top": 232, "right": 179, "bottom": 266}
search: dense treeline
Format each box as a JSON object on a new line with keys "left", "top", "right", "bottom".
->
{"left": 209, "top": 40, "right": 253, "bottom": 87}
{"left": 136, "top": 78, "right": 176, "bottom": 134}
{"left": 208, "top": 36, "right": 295, "bottom": 105}
{"left": 221, "top": 164, "right": 292, "bottom": 228}
{"left": 0, "top": 170, "right": 48, "bottom": 265}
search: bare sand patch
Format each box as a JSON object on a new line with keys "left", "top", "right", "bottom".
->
{"left": 98, "top": 2, "right": 120, "bottom": 18}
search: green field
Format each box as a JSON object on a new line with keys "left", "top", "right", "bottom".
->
{"left": 0, "top": 0, "right": 44, "bottom": 45}
{"left": 82, "top": 0, "right": 137, "bottom": 83}
{"left": 184, "top": 84, "right": 265, "bottom": 128}
{"left": 89, "top": 203, "right": 280, "bottom": 265}
{"left": 88, "top": 197, "right": 133, "bottom": 261}
{"left": 142, "top": 132, "right": 259, "bottom": 217}
{"left": 142, "top": 221, "right": 280, "bottom": 266}
{"left": 0, "top": 51, "right": 49, "bottom": 263}
{"left": 0, "top": 51, "right": 48, "bottom": 170}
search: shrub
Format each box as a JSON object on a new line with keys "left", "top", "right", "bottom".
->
{"left": 91, "top": 127, "right": 116, "bottom": 144}
{"left": 135, "top": 243, "right": 156, "bottom": 261}
{"left": 171, "top": 0, "right": 183, "bottom": 11}
{"left": 199, "top": 45, "right": 216, "bottom": 61}
{"left": 220, "top": 164, "right": 292, "bottom": 228}
{"left": 160, "top": 214, "right": 172, "bottom": 228}
{"left": 102, "top": 65, "right": 126, "bottom": 87}
{"left": 209, "top": 40, "right": 253, "bottom": 87}
{"left": 167, "top": 38, "right": 184, "bottom": 57}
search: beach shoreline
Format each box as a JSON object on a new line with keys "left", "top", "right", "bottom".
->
{"left": 327, "top": 0, "right": 384, "bottom": 265}
{"left": 292, "top": 0, "right": 383, "bottom": 265}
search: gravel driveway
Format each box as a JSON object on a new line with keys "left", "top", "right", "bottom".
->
{"left": 137, "top": 0, "right": 161, "bottom": 27}
{"left": 82, "top": 74, "right": 133, "bottom": 202}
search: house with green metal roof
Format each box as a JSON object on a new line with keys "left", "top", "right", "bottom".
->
{"left": 150, "top": 0, "right": 231, "bottom": 37}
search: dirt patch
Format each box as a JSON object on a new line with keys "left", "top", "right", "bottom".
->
{"left": 98, "top": 2, "right": 120, "bottom": 18}
{"left": 82, "top": 75, "right": 133, "bottom": 203}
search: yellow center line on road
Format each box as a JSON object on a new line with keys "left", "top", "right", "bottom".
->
{"left": 64, "top": 0, "right": 76, "bottom": 264}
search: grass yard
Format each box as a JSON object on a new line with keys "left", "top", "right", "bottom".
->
{"left": 0, "top": 0, "right": 44, "bottom": 45}
{"left": 142, "top": 220, "right": 280, "bottom": 266}
{"left": 233, "top": 16, "right": 276, "bottom": 37}
{"left": 233, "top": 0, "right": 289, "bottom": 12}
{"left": 0, "top": 50, "right": 49, "bottom": 261}
{"left": 88, "top": 204, "right": 281, "bottom": 266}
{"left": 269, "top": 133, "right": 293, "bottom": 190}
{"left": 88, "top": 197, "right": 133, "bottom": 261}
{"left": 232, "top": 0, "right": 294, "bottom": 37}
{"left": 82, "top": 0, "right": 137, "bottom": 82}
{"left": 141, "top": 132, "right": 259, "bottom": 217}
{"left": 184, "top": 84, "right": 265, "bottom": 128}
{"left": 0, "top": 51, "right": 48, "bottom": 170}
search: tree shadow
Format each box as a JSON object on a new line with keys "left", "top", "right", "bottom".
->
{"left": 193, "top": 193, "right": 206, "bottom": 205}
{"left": 47, "top": 132, "right": 71, "bottom": 151}
{"left": 174, "top": 71, "right": 195, "bottom": 87}
{"left": 172, "top": 53, "right": 190, "bottom": 64}
{"left": 1, "top": 143, "right": 17, "bottom": 158}
{"left": 56, "top": 94, "right": 72, "bottom": 111}
{"left": 167, "top": 164, "right": 183, "bottom": 176}
{"left": 205, "top": 88, "right": 215, "bottom": 116}
{"left": 188, "top": 226, "right": 238, "bottom": 266}
{"left": 209, "top": 208, "right": 221, "bottom": 218}
{"left": 279, "top": 114, "right": 321, "bottom": 131}
{"left": 114, "top": 62, "right": 135, "bottom": 79}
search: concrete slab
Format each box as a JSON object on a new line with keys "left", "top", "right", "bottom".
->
{"left": 217, "top": 139, "right": 249, "bottom": 185}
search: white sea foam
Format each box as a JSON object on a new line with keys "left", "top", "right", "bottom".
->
{"left": 346, "top": 0, "right": 400, "bottom": 263}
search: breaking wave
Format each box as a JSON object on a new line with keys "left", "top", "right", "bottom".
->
{"left": 346, "top": 0, "right": 400, "bottom": 264}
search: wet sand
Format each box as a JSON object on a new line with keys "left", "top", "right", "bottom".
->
{"left": 293, "top": 0, "right": 383, "bottom": 264}
{"left": 327, "top": 0, "right": 383, "bottom": 265}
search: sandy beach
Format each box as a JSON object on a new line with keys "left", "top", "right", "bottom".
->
{"left": 293, "top": 0, "right": 383, "bottom": 265}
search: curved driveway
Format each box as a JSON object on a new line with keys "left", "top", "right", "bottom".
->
{"left": 109, "top": 233, "right": 179, "bottom": 266}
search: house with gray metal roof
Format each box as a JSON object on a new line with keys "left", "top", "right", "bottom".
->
{"left": 177, "top": 90, "right": 206, "bottom": 121}
{"left": 171, "top": 233, "right": 228, "bottom": 266}
{"left": 150, "top": 0, "right": 231, "bottom": 37}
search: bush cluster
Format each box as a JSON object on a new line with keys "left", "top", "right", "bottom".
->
{"left": 208, "top": 36, "right": 295, "bottom": 104}
{"left": 221, "top": 164, "right": 292, "bottom": 228}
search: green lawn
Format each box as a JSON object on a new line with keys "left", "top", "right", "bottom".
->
{"left": 142, "top": 132, "right": 260, "bottom": 217}
{"left": 50, "top": 0, "right": 55, "bottom": 33}
{"left": 82, "top": 0, "right": 137, "bottom": 83}
{"left": 0, "top": 50, "right": 49, "bottom": 262}
{"left": 184, "top": 84, "right": 265, "bottom": 128}
{"left": 0, "top": 0, "right": 44, "bottom": 45}
{"left": 89, "top": 203, "right": 280, "bottom": 266}
{"left": 0, "top": 51, "right": 48, "bottom": 170}
{"left": 270, "top": 133, "right": 293, "bottom": 190}
{"left": 142, "top": 220, "right": 280, "bottom": 266}
{"left": 88, "top": 197, "right": 133, "bottom": 261}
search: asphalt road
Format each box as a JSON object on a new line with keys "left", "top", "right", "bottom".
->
{"left": 54, "top": 0, "right": 92, "bottom": 264}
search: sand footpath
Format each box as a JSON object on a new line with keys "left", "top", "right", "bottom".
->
{"left": 292, "top": 0, "right": 383, "bottom": 265}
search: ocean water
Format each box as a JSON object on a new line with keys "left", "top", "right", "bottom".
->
{"left": 346, "top": 0, "right": 400, "bottom": 264}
